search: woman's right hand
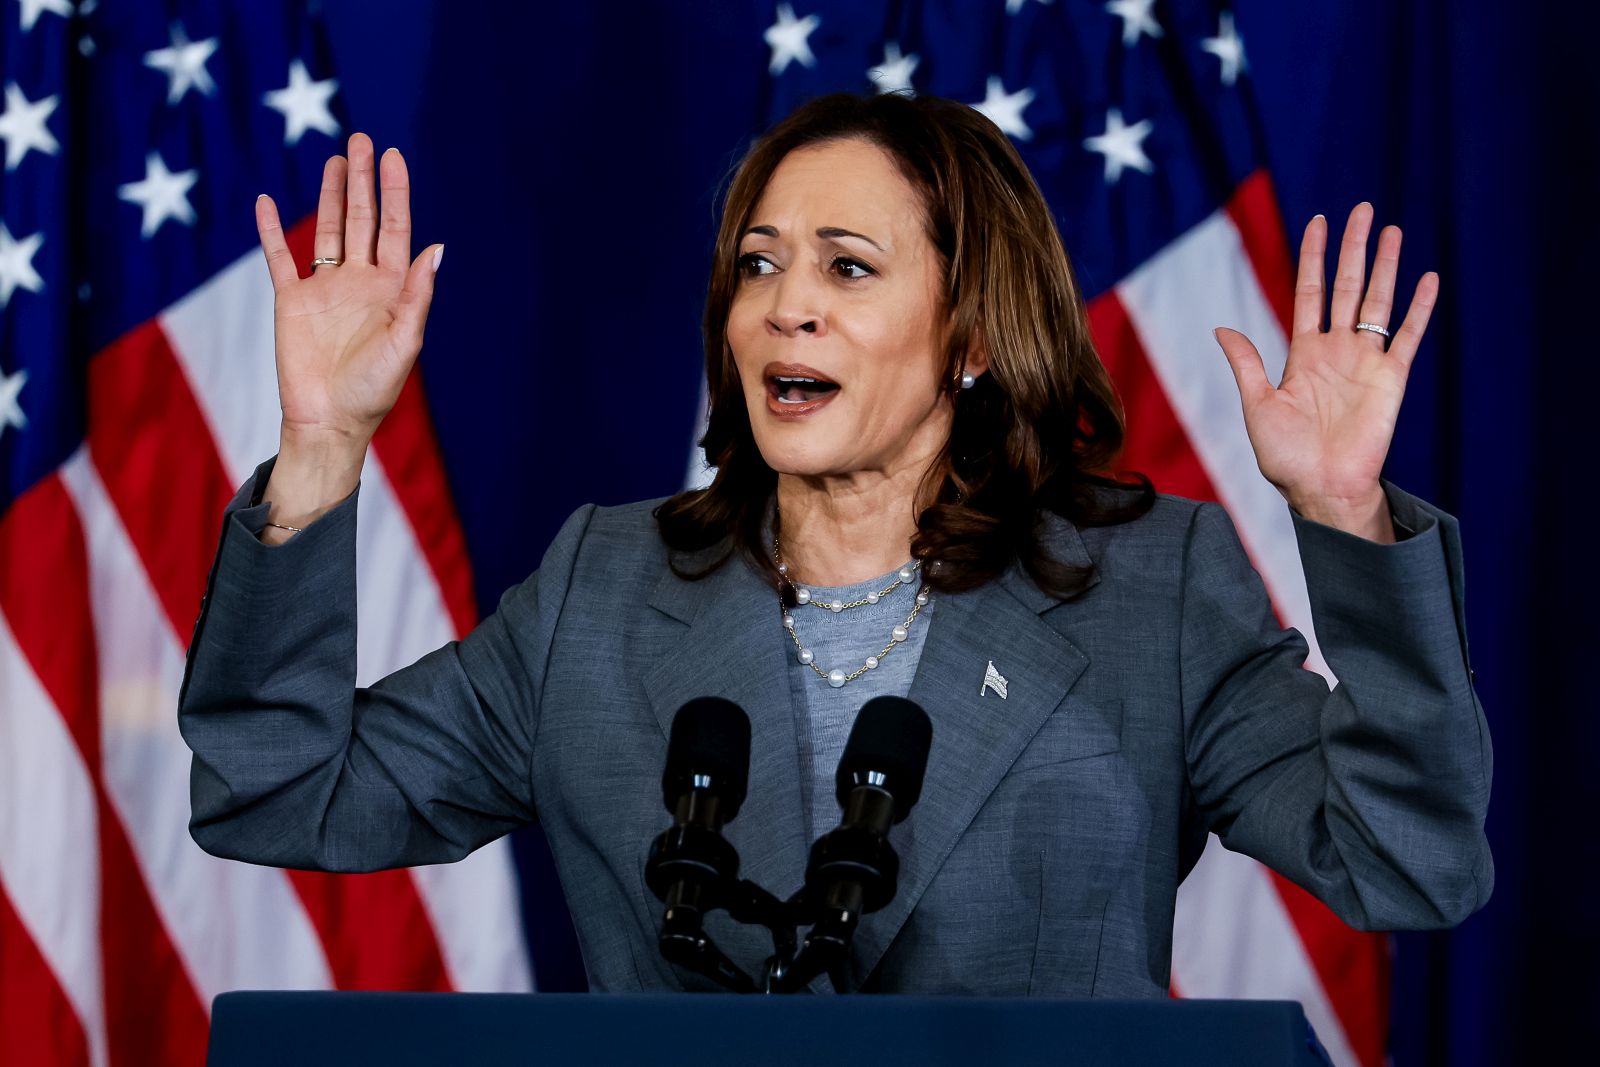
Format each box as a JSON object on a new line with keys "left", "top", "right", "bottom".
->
{"left": 252, "top": 132, "right": 442, "bottom": 540}
{"left": 256, "top": 131, "right": 442, "bottom": 449}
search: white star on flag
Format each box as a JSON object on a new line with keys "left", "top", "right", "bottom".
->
{"left": 1084, "top": 108, "right": 1155, "bottom": 183}
{"left": 263, "top": 59, "right": 341, "bottom": 145}
{"left": 1201, "top": 12, "right": 1248, "bottom": 86}
{"left": 0, "top": 222, "right": 45, "bottom": 308}
{"left": 19, "top": 0, "right": 73, "bottom": 33}
{"left": 0, "top": 365, "right": 27, "bottom": 441}
{"left": 972, "top": 76, "right": 1036, "bottom": 141}
{"left": 869, "top": 42, "right": 919, "bottom": 94}
{"left": 1105, "top": 0, "right": 1163, "bottom": 47}
{"left": 144, "top": 22, "right": 220, "bottom": 105}
{"left": 0, "top": 82, "right": 60, "bottom": 171}
{"left": 118, "top": 152, "right": 200, "bottom": 238}
{"left": 764, "top": 4, "right": 820, "bottom": 76}
{"left": 1006, "top": 0, "right": 1052, "bottom": 14}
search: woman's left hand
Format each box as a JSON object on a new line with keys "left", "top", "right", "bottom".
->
{"left": 1213, "top": 202, "right": 1438, "bottom": 542}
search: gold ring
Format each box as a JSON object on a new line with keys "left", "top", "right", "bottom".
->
{"left": 311, "top": 257, "right": 342, "bottom": 269}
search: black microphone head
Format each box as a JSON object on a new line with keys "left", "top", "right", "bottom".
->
{"left": 835, "top": 696, "right": 933, "bottom": 817}
{"left": 663, "top": 697, "right": 752, "bottom": 819}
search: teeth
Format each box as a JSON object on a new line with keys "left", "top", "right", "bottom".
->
{"left": 771, "top": 373, "right": 838, "bottom": 407}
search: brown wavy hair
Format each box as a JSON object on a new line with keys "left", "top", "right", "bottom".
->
{"left": 654, "top": 91, "right": 1154, "bottom": 599}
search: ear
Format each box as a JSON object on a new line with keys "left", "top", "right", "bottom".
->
{"left": 962, "top": 322, "right": 990, "bottom": 380}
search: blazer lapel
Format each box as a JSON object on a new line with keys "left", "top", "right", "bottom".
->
{"left": 643, "top": 547, "right": 818, "bottom": 986}
{"left": 849, "top": 519, "right": 1099, "bottom": 986}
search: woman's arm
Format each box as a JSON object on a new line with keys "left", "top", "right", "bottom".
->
{"left": 1180, "top": 484, "right": 1492, "bottom": 930}
{"left": 178, "top": 454, "right": 594, "bottom": 872}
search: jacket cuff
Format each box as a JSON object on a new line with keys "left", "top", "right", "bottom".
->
{"left": 178, "top": 454, "right": 362, "bottom": 705}
{"left": 1288, "top": 479, "right": 1475, "bottom": 682}
{"left": 229, "top": 453, "right": 360, "bottom": 542}
{"left": 1287, "top": 478, "right": 1433, "bottom": 546}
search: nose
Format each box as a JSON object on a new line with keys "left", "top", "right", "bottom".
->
{"left": 765, "top": 275, "right": 826, "bottom": 338}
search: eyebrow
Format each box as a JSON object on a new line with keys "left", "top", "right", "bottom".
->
{"left": 742, "top": 224, "right": 886, "bottom": 252}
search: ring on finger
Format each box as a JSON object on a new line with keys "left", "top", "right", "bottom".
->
{"left": 311, "top": 257, "right": 342, "bottom": 269}
{"left": 1354, "top": 321, "right": 1391, "bottom": 339}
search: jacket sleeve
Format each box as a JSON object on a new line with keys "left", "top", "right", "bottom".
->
{"left": 1180, "top": 478, "right": 1493, "bottom": 930}
{"left": 178, "top": 454, "right": 594, "bottom": 873}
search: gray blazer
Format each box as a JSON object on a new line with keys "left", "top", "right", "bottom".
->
{"left": 179, "top": 456, "right": 1492, "bottom": 996}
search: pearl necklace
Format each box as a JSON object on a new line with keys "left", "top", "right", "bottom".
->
{"left": 773, "top": 541, "right": 932, "bottom": 688}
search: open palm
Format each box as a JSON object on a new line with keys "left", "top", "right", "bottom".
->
{"left": 1215, "top": 202, "right": 1438, "bottom": 515}
{"left": 254, "top": 132, "right": 442, "bottom": 445}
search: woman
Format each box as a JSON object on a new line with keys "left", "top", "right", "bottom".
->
{"left": 181, "top": 93, "right": 1491, "bottom": 995}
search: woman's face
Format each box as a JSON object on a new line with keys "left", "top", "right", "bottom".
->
{"left": 727, "top": 138, "right": 960, "bottom": 483}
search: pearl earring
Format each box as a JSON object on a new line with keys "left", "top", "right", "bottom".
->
{"left": 960, "top": 372, "right": 976, "bottom": 390}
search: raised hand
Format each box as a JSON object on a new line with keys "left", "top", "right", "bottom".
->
{"left": 255, "top": 131, "right": 443, "bottom": 447}
{"left": 1213, "top": 202, "right": 1438, "bottom": 542}
{"left": 252, "top": 132, "right": 443, "bottom": 541}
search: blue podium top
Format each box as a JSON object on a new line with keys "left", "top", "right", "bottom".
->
{"left": 208, "top": 992, "right": 1332, "bottom": 1066}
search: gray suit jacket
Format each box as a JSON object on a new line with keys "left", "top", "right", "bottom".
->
{"left": 179, "top": 456, "right": 1492, "bottom": 995}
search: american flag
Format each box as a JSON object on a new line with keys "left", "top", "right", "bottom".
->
{"left": 2, "top": 0, "right": 1383, "bottom": 1064}
{"left": 0, "top": 3, "right": 530, "bottom": 1065}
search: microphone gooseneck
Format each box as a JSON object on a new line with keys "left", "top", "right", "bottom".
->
{"left": 644, "top": 697, "right": 755, "bottom": 992}
{"left": 777, "top": 696, "right": 934, "bottom": 992}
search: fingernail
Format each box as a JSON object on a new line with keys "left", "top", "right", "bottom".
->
{"left": 432, "top": 245, "right": 444, "bottom": 272}
{"left": 1313, "top": 213, "right": 1325, "bottom": 221}
{"left": 257, "top": 193, "right": 268, "bottom": 200}
{"left": 384, "top": 146, "right": 398, "bottom": 154}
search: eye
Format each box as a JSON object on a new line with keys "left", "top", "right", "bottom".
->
{"left": 737, "top": 252, "right": 777, "bottom": 278}
{"left": 830, "top": 255, "right": 876, "bottom": 280}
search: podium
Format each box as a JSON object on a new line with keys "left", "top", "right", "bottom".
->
{"left": 207, "top": 992, "right": 1332, "bottom": 1066}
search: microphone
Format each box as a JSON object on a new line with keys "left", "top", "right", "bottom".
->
{"left": 775, "top": 696, "right": 931, "bottom": 992}
{"left": 808, "top": 695, "right": 933, "bottom": 919}
{"left": 658, "top": 695, "right": 751, "bottom": 826}
{"left": 644, "top": 697, "right": 755, "bottom": 991}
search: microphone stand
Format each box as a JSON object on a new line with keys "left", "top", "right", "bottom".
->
{"left": 766, "top": 903, "right": 854, "bottom": 994}
{"left": 651, "top": 791, "right": 904, "bottom": 994}
{"left": 656, "top": 876, "right": 860, "bottom": 994}
{"left": 656, "top": 881, "right": 758, "bottom": 994}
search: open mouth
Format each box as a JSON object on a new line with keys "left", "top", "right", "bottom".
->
{"left": 769, "top": 374, "right": 841, "bottom": 405}
{"left": 762, "top": 363, "right": 841, "bottom": 418}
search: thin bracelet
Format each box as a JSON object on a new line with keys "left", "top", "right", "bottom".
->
{"left": 264, "top": 521, "right": 304, "bottom": 534}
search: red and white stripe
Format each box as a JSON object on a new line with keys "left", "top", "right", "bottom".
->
{"left": 59, "top": 446, "right": 335, "bottom": 999}
{"left": 0, "top": 470, "right": 211, "bottom": 1066}
{"left": 0, "top": 213, "right": 531, "bottom": 1063}
{"left": 1092, "top": 171, "right": 1387, "bottom": 1067}
{"left": 0, "top": 592, "right": 107, "bottom": 1067}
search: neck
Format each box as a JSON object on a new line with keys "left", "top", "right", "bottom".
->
{"left": 776, "top": 454, "right": 941, "bottom": 588}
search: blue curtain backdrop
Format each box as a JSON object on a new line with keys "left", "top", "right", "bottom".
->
{"left": 318, "top": 2, "right": 1589, "bottom": 1062}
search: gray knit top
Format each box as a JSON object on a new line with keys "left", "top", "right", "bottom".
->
{"left": 780, "top": 564, "right": 934, "bottom": 844}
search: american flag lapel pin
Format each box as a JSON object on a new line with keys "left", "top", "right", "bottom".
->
{"left": 981, "top": 660, "right": 1009, "bottom": 699}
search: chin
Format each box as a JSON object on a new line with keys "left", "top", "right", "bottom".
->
{"left": 741, "top": 390, "right": 840, "bottom": 473}
{"left": 751, "top": 432, "right": 852, "bottom": 479}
